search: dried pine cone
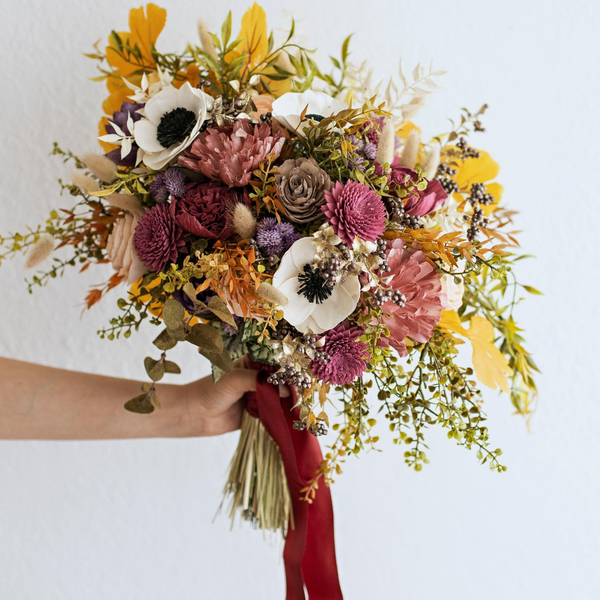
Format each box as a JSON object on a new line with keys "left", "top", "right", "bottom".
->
{"left": 275, "top": 157, "right": 332, "bottom": 223}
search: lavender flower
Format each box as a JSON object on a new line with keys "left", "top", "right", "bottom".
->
{"left": 150, "top": 168, "right": 188, "bottom": 203}
{"left": 256, "top": 217, "right": 300, "bottom": 257}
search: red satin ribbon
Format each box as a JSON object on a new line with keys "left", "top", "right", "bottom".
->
{"left": 244, "top": 363, "right": 344, "bottom": 600}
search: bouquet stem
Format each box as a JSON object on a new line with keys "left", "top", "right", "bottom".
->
{"left": 222, "top": 410, "right": 293, "bottom": 535}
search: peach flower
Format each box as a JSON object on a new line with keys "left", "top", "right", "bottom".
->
{"left": 106, "top": 214, "right": 147, "bottom": 284}
{"left": 250, "top": 94, "right": 274, "bottom": 119}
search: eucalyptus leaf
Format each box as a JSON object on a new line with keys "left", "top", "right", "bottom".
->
{"left": 164, "top": 361, "right": 181, "bottom": 374}
{"left": 183, "top": 282, "right": 197, "bottom": 302}
{"left": 144, "top": 356, "right": 166, "bottom": 382}
{"left": 200, "top": 348, "right": 234, "bottom": 373}
{"left": 207, "top": 296, "right": 237, "bottom": 329}
{"left": 163, "top": 298, "right": 185, "bottom": 329}
{"left": 166, "top": 325, "right": 188, "bottom": 341}
{"left": 187, "top": 323, "right": 224, "bottom": 353}
{"left": 153, "top": 329, "right": 178, "bottom": 351}
{"left": 124, "top": 393, "right": 155, "bottom": 414}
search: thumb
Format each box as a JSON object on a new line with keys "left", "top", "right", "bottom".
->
{"left": 215, "top": 367, "right": 257, "bottom": 399}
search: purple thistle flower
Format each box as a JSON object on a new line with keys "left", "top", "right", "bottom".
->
{"left": 363, "top": 142, "right": 377, "bottom": 160}
{"left": 256, "top": 217, "right": 300, "bottom": 257}
{"left": 150, "top": 168, "right": 188, "bottom": 204}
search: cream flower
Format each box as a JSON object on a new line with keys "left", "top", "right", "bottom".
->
{"left": 106, "top": 213, "right": 146, "bottom": 284}
{"left": 272, "top": 237, "right": 360, "bottom": 334}
{"left": 441, "top": 274, "right": 465, "bottom": 310}
{"left": 271, "top": 90, "right": 347, "bottom": 134}
{"left": 133, "top": 82, "right": 207, "bottom": 170}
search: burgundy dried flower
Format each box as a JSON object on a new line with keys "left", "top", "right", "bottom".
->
{"left": 134, "top": 202, "right": 186, "bottom": 273}
{"left": 175, "top": 182, "right": 249, "bottom": 240}
{"left": 322, "top": 180, "right": 387, "bottom": 245}
{"left": 379, "top": 240, "right": 446, "bottom": 356}
{"left": 179, "top": 120, "right": 285, "bottom": 187}
{"left": 311, "top": 323, "right": 369, "bottom": 385}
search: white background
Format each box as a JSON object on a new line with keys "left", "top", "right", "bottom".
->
{"left": 1, "top": 0, "right": 598, "bottom": 598}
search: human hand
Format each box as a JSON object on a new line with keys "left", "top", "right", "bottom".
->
{"left": 180, "top": 358, "right": 290, "bottom": 437}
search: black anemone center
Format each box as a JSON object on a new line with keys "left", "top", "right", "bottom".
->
{"left": 156, "top": 107, "right": 197, "bottom": 148}
{"left": 297, "top": 264, "right": 333, "bottom": 304}
{"left": 305, "top": 113, "right": 324, "bottom": 122}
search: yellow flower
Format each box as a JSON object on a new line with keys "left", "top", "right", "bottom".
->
{"left": 439, "top": 310, "right": 513, "bottom": 393}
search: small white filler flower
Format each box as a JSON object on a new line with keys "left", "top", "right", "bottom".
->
{"left": 133, "top": 82, "right": 207, "bottom": 170}
{"left": 272, "top": 237, "right": 360, "bottom": 334}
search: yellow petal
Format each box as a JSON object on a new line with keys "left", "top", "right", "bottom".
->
{"left": 397, "top": 122, "right": 422, "bottom": 140}
{"left": 438, "top": 312, "right": 512, "bottom": 393}
{"left": 467, "top": 316, "right": 513, "bottom": 393}
{"left": 455, "top": 150, "right": 499, "bottom": 190}
{"left": 128, "top": 3, "right": 167, "bottom": 63}
{"left": 236, "top": 3, "right": 268, "bottom": 68}
{"left": 481, "top": 182, "right": 503, "bottom": 216}
{"left": 130, "top": 277, "right": 163, "bottom": 317}
{"left": 105, "top": 4, "right": 166, "bottom": 78}
{"left": 438, "top": 309, "right": 468, "bottom": 337}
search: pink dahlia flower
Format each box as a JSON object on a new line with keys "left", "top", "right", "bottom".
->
{"left": 311, "top": 323, "right": 370, "bottom": 385}
{"left": 175, "top": 182, "right": 249, "bottom": 240}
{"left": 322, "top": 180, "right": 387, "bottom": 245}
{"left": 133, "top": 202, "right": 186, "bottom": 273}
{"left": 179, "top": 120, "right": 285, "bottom": 187}
{"left": 380, "top": 240, "right": 446, "bottom": 356}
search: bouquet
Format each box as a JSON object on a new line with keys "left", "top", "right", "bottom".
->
{"left": 0, "top": 3, "right": 539, "bottom": 596}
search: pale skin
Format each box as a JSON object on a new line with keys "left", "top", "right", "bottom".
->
{"left": 0, "top": 356, "right": 281, "bottom": 440}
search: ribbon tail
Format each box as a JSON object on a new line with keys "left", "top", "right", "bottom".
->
{"left": 248, "top": 368, "right": 343, "bottom": 600}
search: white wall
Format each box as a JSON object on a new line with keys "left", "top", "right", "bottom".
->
{"left": 1, "top": 0, "right": 598, "bottom": 598}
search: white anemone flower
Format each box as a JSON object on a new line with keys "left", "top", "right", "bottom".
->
{"left": 271, "top": 90, "right": 347, "bottom": 135}
{"left": 133, "top": 82, "right": 207, "bottom": 170}
{"left": 272, "top": 237, "right": 360, "bottom": 334}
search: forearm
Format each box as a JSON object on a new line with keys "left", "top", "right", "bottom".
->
{"left": 0, "top": 357, "right": 196, "bottom": 440}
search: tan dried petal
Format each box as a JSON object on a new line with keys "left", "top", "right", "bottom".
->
{"left": 105, "top": 193, "right": 144, "bottom": 217}
{"left": 25, "top": 234, "right": 54, "bottom": 269}
{"left": 232, "top": 203, "right": 256, "bottom": 239}
{"left": 81, "top": 153, "right": 118, "bottom": 183}
{"left": 106, "top": 214, "right": 146, "bottom": 284}
{"left": 71, "top": 173, "right": 100, "bottom": 193}
{"left": 398, "top": 129, "right": 420, "bottom": 168}
{"left": 257, "top": 282, "right": 288, "bottom": 307}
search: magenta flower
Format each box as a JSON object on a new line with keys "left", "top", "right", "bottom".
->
{"left": 378, "top": 158, "right": 447, "bottom": 217}
{"left": 179, "top": 120, "right": 285, "bottom": 187}
{"left": 322, "top": 180, "right": 387, "bottom": 245}
{"left": 175, "top": 182, "right": 249, "bottom": 240}
{"left": 311, "top": 323, "right": 370, "bottom": 385}
{"left": 404, "top": 179, "right": 447, "bottom": 217}
{"left": 379, "top": 239, "right": 446, "bottom": 356}
{"left": 134, "top": 202, "right": 186, "bottom": 273}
